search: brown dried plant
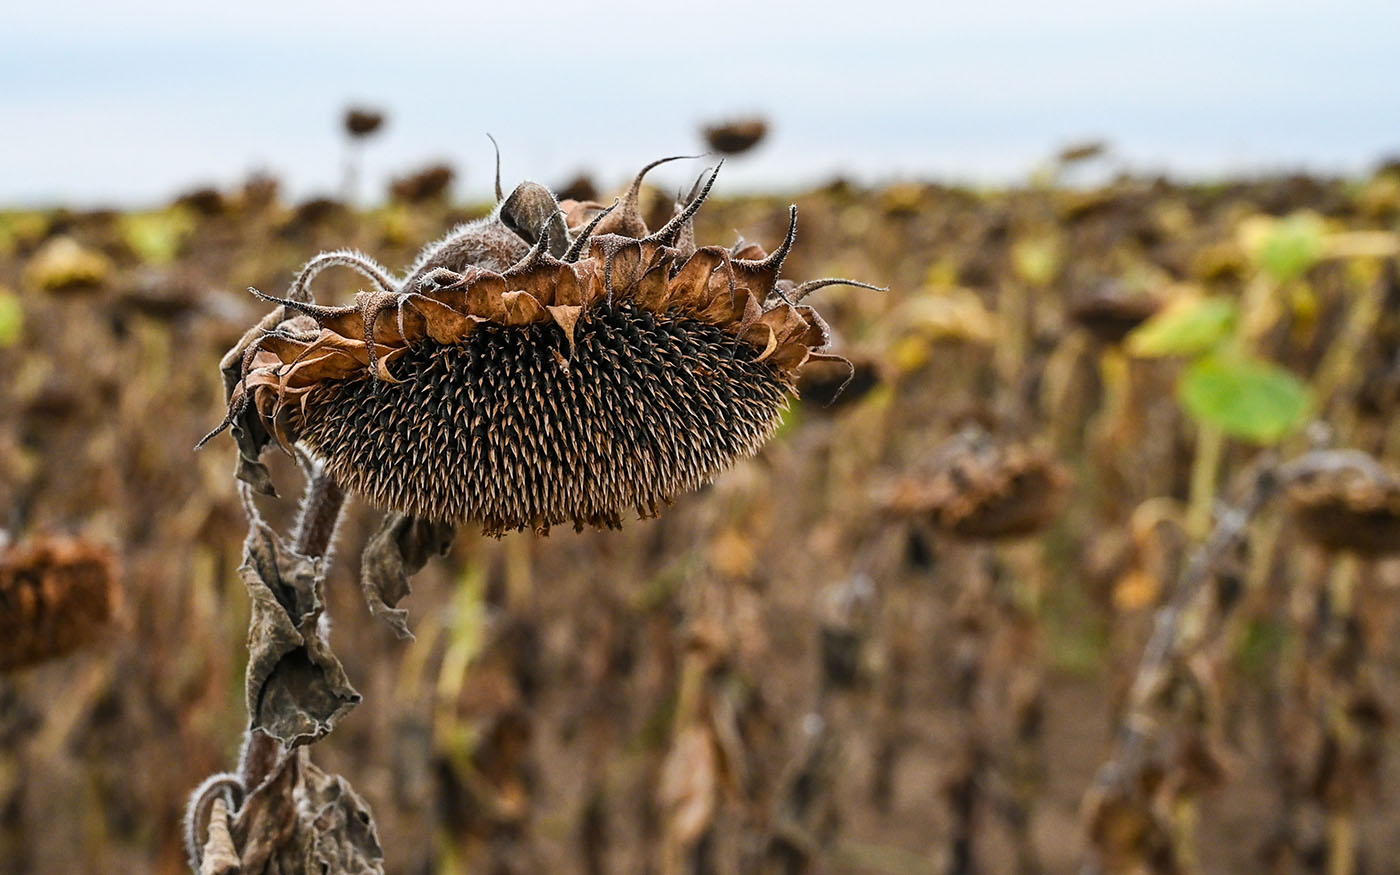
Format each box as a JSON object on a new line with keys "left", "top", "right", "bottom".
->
{"left": 701, "top": 117, "right": 770, "bottom": 156}
{"left": 0, "top": 535, "right": 119, "bottom": 672}
{"left": 184, "top": 157, "right": 877, "bottom": 873}
{"left": 889, "top": 426, "right": 1072, "bottom": 540}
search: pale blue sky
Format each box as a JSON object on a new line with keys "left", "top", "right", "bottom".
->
{"left": 2, "top": 0, "right": 1397, "bottom": 206}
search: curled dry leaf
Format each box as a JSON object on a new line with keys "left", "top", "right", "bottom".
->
{"left": 242, "top": 520, "right": 360, "bottom": 746}
{"left": 360, "top": 512, "right": 455, "bottom": 639}
{"left": 198, "top": 797, "right": 241, "bottom": 875}
{"left": 194, "top": 750, "right": 384, "bottom": 874}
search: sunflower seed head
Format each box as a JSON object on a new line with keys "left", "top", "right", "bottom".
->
{"left": 206, "top": 159, "right": 877, "bottom": 534}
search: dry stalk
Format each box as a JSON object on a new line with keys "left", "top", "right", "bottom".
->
{"left": 1083, "top": 447, "right": 1397, "bottom": 874}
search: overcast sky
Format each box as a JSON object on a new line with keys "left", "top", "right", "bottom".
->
{"left": 2, "top": 0, "right": 1398, "bottom": 206}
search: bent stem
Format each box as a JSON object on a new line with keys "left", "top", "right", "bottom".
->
{"left": 1323, "top": 554, "right": 1361, "bottom": 875}
{"left": 1185, "top": 424, "right": 1224, "bottom": 541}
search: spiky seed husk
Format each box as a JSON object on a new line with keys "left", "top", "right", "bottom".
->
{"left": 208, "top": 162, "right": 860, "bottom": 533}
{"left": 299, "top": 303, "right": 788, "bottom": 533}
{"left": 0, "top": 536, "right": 119, "bottom": 671}
{"left": 889, "top": 429, "right": 1071, "bottom": 540}
{"left": 1286, "top": 463, "right": 1400, "bottom": 557}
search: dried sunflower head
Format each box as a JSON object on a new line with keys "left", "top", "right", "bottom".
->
{"left": 343, "top": 107, "right": 385, "bottom": 138}
{"left": 888, "top": 427, "right": 1071, "bottom": 540}
{"left": 1285, "top": 458, "right": 1400, "bottom": 557}
{"left": 204, "top": 160, "right": 876, "bottom": 534}
{"left": 1067, "top": 281, "right": 1160, "bottom": 346}
{"left": 389, "top": 163, "right": 454, "bottom": 204}
{"left": 701, "top": 117, "right": 769, "bottom": 156}
{"left": 0, "top": 535, "right": 120, "bottom": 672}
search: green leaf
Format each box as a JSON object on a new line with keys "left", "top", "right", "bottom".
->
{"left": 0, "top": 290, "right": 21, "bottom": 348}
{"left": 1127, "top": 295, "right": 1237, "bottom": 357}
{"left": 1253, "top": 212, "right": 1325, "bottom": 285}
{"left": 1179, "top": 355, "right": 1310, "bottom": 444}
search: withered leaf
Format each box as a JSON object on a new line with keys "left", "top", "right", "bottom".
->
{"left": 299, "top": 758, "right": 385, "bottom": 874}
{"left": 230, "top": 750, "right": 384, "bottom": 875}
{"left": 658, "top": 724, "right": 718, "bottom": 848}
{"left": 231, "top": 751, "right": 301, "bottom": 873}
{"left": 241, "top": 522, "right": 359, "bottom": 747}
{"left": 360, "top": 512, "right": 454, "bottom": 639}
{"left": 198, "top": 797, "right": 241, "bottom": 875}
{"left": 231, "top": 409, "right": 276, "bottom": 497}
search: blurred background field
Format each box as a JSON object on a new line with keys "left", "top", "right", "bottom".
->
{"left": 5, "top": 3, "right": 1400, "bottom": 874}
{"left": 5, "top": 153, "right": 1400, "bottom": 873}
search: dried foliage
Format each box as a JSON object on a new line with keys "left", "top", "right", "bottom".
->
{"left": 188, "top": 750, "right": 383, "bottom": 874}
{"left": 240, "top": 510, "right": 359, "bottom": 747}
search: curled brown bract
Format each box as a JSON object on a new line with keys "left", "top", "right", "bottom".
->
{"left": 220, "top": 215, "right": 836, "bottom": 453}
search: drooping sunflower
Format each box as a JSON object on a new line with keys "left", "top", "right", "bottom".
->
{"left": 203, "top": 159, "right": 877, "bottom": 534}
{"left": 0, "top": 535, "right": 119, "bottom": 672}
{"left": 886, "top": 427, "right": 1072, "bottom": 540}
{"left": 1285, "top": 455, "right": 1400, "bottom": 558}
